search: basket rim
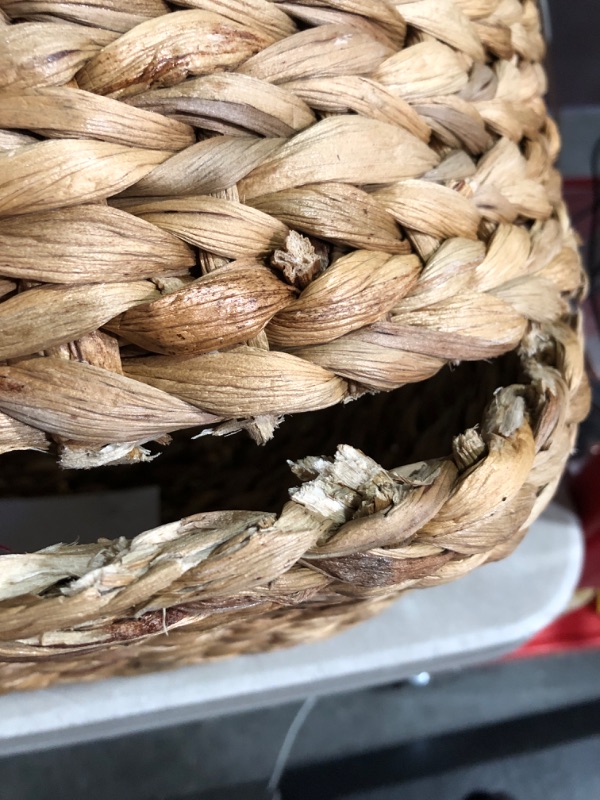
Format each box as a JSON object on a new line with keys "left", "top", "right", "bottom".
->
{"left": 0, "top": 317, "right": 588, "bottom": 656}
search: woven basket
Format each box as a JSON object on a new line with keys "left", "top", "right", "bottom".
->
{"left": 0, "top": 0, "right": 590, "bottom": 693}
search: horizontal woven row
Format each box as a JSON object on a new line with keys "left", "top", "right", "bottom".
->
{"left": 0, "top": 212, "right": 582, "bottom": 451}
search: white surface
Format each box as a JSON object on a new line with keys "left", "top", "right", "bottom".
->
{"left": 0, "top": 504, "right": 583, "bottom": 755}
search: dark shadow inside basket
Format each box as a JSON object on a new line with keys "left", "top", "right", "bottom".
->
{"left": 0, "top": 351, "right": 524, "bottom": 552}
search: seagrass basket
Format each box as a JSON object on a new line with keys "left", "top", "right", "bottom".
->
{"left": 0, "top": 0, "right": 590, "bottom": 693}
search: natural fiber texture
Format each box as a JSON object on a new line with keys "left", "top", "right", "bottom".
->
{"left": 0, "top": 0, "right": 590, "bottom": 691}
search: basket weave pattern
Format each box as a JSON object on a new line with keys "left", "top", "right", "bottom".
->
{"left": 0, "top": 0, "right": 590, "bottom": 691}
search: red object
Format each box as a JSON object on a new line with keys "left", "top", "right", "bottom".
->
{"left": 571, "top": 451, "right": 600, "bottom": 589}
{"left": 513, "top": 604, "right": 600, "bottom": 658}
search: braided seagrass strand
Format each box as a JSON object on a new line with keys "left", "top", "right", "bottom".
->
{"left": 0, "top": 0, "right": 590, "bottom": 690}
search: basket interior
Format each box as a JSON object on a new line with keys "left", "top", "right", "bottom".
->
{"left": 0, "top": 350, "right": 523, "bottom": 553}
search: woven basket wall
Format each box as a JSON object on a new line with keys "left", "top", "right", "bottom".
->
{"left": 0, "top": 0, "right": 590, "bottom": 692}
